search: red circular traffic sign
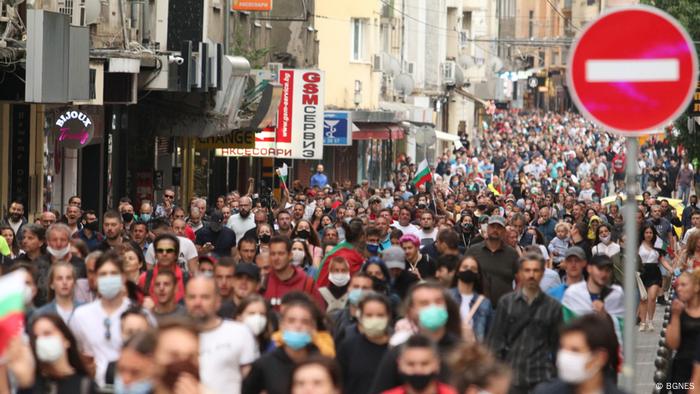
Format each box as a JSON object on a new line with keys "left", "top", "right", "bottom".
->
{"left": 567, "top": 6, "right": 698, "bottom": 135}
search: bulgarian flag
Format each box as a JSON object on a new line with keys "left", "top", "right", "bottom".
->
{"left": 412, "top": 159, "right": 432, "bottom": 187}
{"left": 0, "top": 270, "right": 27, "bottom": 355}
{"left": 561, "top": 281, "right": 625, "bottom": 347}
{"left": 315, "top": 241, "right": 365, "bottom": 287}
{"left": 277, "top": 163, "right": 289, "bottom": 190}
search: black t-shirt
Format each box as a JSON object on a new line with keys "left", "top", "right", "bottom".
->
{"left": 18, "top": 373, "right": 98, "bottom": 394}
{"left": 195, "top": 226, "right": 237, "bottom": 257}
{"left": 217, "top": 298, "right": 237, "bottom": 319}
{"left": 243, "top": 346, "right": 318, "bottom": 394}
{"left": 338, "top": 334, "right": 389, "bottom": 394}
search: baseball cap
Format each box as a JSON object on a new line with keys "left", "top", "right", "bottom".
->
{"left": 209, "top": 211, "right": 224, "bottom": 232}
{"left": 234, "top": 263, "right": 261, "bottom": 281}
{"left": 382, "top": 246, "right": 406, "bottom": 270}
{"left": 564, "top": 246, "right": 586, "bottom": 261}
{"left": 590, "top": 255, "right": 614, "bottom": 268}
{"left": 487, "top": 215, "right": 506, "bottom": 227}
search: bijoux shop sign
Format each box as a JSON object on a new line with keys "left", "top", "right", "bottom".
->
{"left": 54, "top": 110, "right": 94, "bottom": 149}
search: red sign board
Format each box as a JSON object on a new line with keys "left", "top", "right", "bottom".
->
{"left": 232, "top": 0, "right": 271, "bottom": 11}
{"left": 567, "top": 6, "right": 698, "bottom": 135}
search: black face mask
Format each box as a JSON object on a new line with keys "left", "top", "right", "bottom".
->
{"left": 417, "top": 203, "right": 427, "bottom": 209}
{"left": 477, "top": 204, "right": 487, "bottom": 212}
{"left": 297, "top": 229, "right": 310, "bottom": 240}
{"left": 121, "top": 213, "right": 133, "bottom": 223}
{"left": 84, "top": 221, "right": 99, "bottom": 232}
{"left": 399, "top": 372, "right": 436, "bottom": 391}
{"left": 259, "top": 234, "right": 271, "bottom": 243}
{"left": 461, "top": 223, "right": 474, "bottom": 233}
{"left": 458, "top": 270, "right": 479, "bottom": 284}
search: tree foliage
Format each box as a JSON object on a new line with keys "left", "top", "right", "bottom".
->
{"left": 641, "top": 0, "right": 700, "bottom": 161}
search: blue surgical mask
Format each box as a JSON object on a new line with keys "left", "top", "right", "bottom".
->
{"left": 418, "top": 304, "right": 449, "bottom": 331}
{"left": 97, "top": 275, "right": 123, "bottom": 299}
{"left": 282, "top": 330, "right": 312, "bottom": 350}
{"left": 366, "top": 243, "right": 380, "bottom": 255}
{"left": 348, "top": 289, "right": 364, "bottom": 305}
{"left": 140, "top": 213, "right": 151, "bottom": 222}
{"left": 114, "top": 375, "right": 154, "bottom": 394}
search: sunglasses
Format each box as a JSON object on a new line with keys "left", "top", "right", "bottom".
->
{"left": 156, "top": 248, "right": 176, "bottom": 254}
{"left": 104, "top": 318, "right": 111, "bottom": 341}
{"left": 165, "top": 194, "right": 175, "bottom": 199}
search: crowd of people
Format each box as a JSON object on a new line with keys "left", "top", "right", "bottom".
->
{"left": 0, "top": 109, "right": 699, "bottom": 394}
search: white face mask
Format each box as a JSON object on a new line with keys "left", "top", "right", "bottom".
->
{"left": 35, "top": 335, "right": 65, "bottom": 363}
{"left": 291, "top": 250, "right": 305, "bottom": 266}
{"left": 47, "top": 245, "right": 71, "bottom": 260}
{"left": 600, "top": 235, "right": 611, "bottom": 244}
{"left": 328, "top": 273, "right": 351, "bottom": 287}
{"left": 556, "top": 349, "right": 596, "bottom": 384}
{"left": 243, "top": 313, "right": 267, "bottom": 336}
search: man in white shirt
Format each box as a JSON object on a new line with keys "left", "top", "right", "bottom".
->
{"left": 227, "top": 196, "right": 256, "bottom": 244}
{"left": 391, "top": 207, "right": 421, "bottom": 239}
{"left": 185, "top": 276, "right": 259, "bottom": 394}
{"left": 418, "top": 211, "right": 438, "bottom": 249}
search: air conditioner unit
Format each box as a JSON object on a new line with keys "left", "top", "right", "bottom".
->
{"left": 372, "top": 54, "right": 383, "bottom": 71}
{"left": 441, "top": 61, "right": 456, "bottom": 85}
{"left": 73, "top": 61, "right": 104, "bottom": 105}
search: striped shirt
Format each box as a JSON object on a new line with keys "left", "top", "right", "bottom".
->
{"left": 487, "top": 289, "right": 563, "bottom": 388}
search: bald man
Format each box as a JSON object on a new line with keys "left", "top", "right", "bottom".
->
{"left": 226, "top": 196, "right": 256, "bottom": 245}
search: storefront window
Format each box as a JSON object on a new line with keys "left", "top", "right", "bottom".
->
{"left": 357, "top": 139, "right": 396, "bottom": 188}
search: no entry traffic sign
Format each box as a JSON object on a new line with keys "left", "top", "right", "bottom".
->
{"left": 567, "top": 6, "right": 698, "bottom": 135}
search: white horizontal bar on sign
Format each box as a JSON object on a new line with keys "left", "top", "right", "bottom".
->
{"left": 585, "top": 59, "right": 679, "bottom": 82}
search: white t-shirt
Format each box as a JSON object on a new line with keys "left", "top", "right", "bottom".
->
{"left": 419, "top": 228, "right": 438, "bottom": 249}
{"left": 199, "top": 320, "right": 259, "bottom": 394}
{"left": 391, "top": 223, "right": 421, "bottom": 239}
{"left": 458, "top": 293, "right": 475, "bottom": 322}
{"left": 145, "top": 236, "right": 198, "bottom": 272}
{"left": 69, "top": 298, "right": 131, "bottom": 387}
{"left": 226, "top": 213, "right": 256, "bottom": 244}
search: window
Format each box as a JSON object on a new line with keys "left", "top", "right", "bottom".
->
{"left": 528, "top": 10, "right": 534, "bottom": 38}
{"left": 351, "top": 18, "right": 366, "bottom": 61}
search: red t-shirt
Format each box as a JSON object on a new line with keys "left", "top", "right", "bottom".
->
{"left": 382, "top": 383, "right": 457, "bottom": 394}
{"left": 264, "top": 266, "right": 325, "bottom": 311}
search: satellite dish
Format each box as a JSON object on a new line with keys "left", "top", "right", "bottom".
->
{"left": 458, "top": 54, "right": 475, "bottom": 69}
{"left": 490, "top": 57, "right": 504, "bottom": 73}
{"left": 394, "top": 73, "right": 415, "bottom": 96}
{"left": 415, "top": 126, "right": 437, "bottom": 146}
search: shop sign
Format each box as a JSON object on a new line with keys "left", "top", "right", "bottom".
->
{"left": 276, "top": 69, "right": 324, "bottom": 159}
{"left": 10, "top": 105, "right": 30, "bottom": 206}
{"left": 233, "top": 0, "right": 272, "bottom": 11}
{"left": 195, "top": 130, "right": 255, "bottom": 149}
{"left": 214, "top": 147, "right": 292, "bottom": 157}
{"left": 54, "top": 109, "right": 94, "bottom": 149}
{"left": 323, "top": 111, "right": 352, "bottom": 146}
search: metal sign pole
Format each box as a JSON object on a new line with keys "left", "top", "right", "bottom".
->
{"left": 622, "top": 136, "right": 639, "bottom": 391}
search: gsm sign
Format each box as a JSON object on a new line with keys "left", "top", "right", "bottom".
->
{"left": 302, "top": 72, "right": 321, "bottom": 105}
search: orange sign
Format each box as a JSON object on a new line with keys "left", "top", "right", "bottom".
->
{"left": 232, "top": 0, "right": 272, "bottom": 11}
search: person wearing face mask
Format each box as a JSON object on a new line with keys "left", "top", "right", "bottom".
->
{"left": 448, "top": 256, "right": 492, "bottom": 344}
{"left": 328, "top": 272, "right": 376, "bottom": 345}
{"left": 243, "top": 297, "right": 323, "bottom": 394}
{"left": 316, "top": 220, "right": 366, "bottom": 288}
{"left": 317, "top": 257, "right": 351, "bottom": 313}
{"left": 21, "top": 314, "right": 97, "bottom": 394}
{"left": 591, "top": 224, "right": 620, "bottom": 258}
{"left": 533, "top": 314, "right": 627, "bottom": 394}
{"left": 291, "top": 240, "right": 318, "bottom": 278}
{"left": 235, "top": 294, "right": 273, "bottom": 354}
{"left": 383, "top": 335, "right": 458, "bottom": 394}
{"left": 337, "top": 293, "right": 391, "bottom": 394}
{"left": 292, "top": 219, "right": 324, "bottom": 266}
{"left": 69, "top": 250, "right": 133, "bottom": 388}
{"left": 73, "top": 210, "right": 104, "bottom": 252}
{"left": 370, "top": 282, "right": 462, "bottom": 393}
{"left": 34, "top": 224, "right": 87, "bottom": 306}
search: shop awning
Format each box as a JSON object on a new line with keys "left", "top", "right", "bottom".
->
{"left": 454, "top": 87, "right": 488, "bottom": 106}
{"left": 353, "top": 123, "right": 405, "bottom": 140}
{"left": 435, "top": 130, "right": 464, "bottom": 149}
